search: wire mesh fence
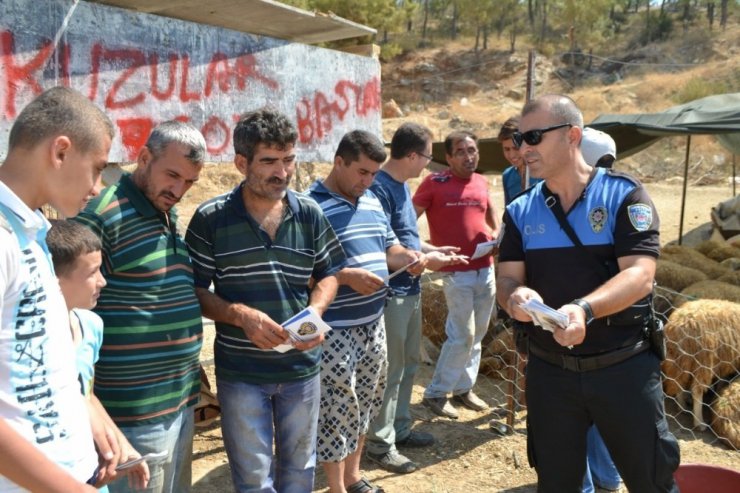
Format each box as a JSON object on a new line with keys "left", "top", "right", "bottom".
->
{"left": 420, "top": 276, "right": 740, "bottom": 451}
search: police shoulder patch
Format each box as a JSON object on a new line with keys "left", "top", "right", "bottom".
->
{"left": 627, "top": 203, "right": 653, "bottom": 231}
{"left": 588, "top": 206, "right": 608, "bottom": 233}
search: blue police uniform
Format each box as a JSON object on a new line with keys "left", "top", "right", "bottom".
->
{"left": 499, "top": 167, "right": 680, "bottom": 492}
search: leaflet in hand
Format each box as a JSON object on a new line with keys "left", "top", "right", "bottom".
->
{"left": 385, "top": 258, "right": 420, "bottom": 281}
{"left": 470, "top": 239, "right": 497, "bottom": 260}
{"left": 273, "top": 306, "right": 332, "bottom": 353}
{"left": 116, "top": 450, "right": 168, "bottom": 471}
{"left": 519, "top": 299, "right": 568, "bottom": 333}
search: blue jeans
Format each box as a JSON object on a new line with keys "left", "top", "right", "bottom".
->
{"left": 109, "top": 408, "right": 194, "bottom": 493}
{"left": 424, "top": 267, "right": 495, "bottom": 398}
{"left": 366, "top": 293, "right": 422, "bottom": 454}
{"left": 217, "top": 375, "right": 320, "bottom": 493}
{"left": 583, "top": 426, "right": 622, "bottom": 492}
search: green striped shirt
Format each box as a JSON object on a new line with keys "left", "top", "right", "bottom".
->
{"left": 185, "top": 184, "right": 345, "bottom": 384}
{"left": 74, "top": 174, "right": 202, "bottom": 425}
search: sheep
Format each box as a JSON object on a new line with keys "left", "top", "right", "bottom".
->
{"left": 662, "top": 299, "right": 740, "bottom": 430}
{"left": 711, "top": 377, "right": 740, "bottom": 450}
{"left": 655, "top": 259, "right": 708, "bottom": 292}
{"left": 676, "top": 280, "right": 740, "bottom": 308}
{"left": 661, "top": 245, "right": 728, "bottom": 279}
{"left": 695, "top": 239, "right": 740, "bottom": 263}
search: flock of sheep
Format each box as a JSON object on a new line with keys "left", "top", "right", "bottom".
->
{"left": 656, "top": 239, "right": 740, "bottom": 450}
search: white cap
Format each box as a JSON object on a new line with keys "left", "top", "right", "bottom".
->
{"left": 581, "top": 127, "right": 617, "bottom": 166}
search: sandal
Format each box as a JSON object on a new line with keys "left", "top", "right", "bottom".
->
{"left": 347, "top": 477, "right": 384, "bottom": 493}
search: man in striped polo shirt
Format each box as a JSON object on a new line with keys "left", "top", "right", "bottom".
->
{"left": 185, "top": 109, "right": 345, "bottom": 493}
{"left": 75, "top": 121, "right": 207, "bottom": 493}
{"left": 307, "top": 130, "right": 426, "bottom": 493}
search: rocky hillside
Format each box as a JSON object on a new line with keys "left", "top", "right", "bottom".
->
{"left": 378, "top": 17, "right": 739, "bottom": 184}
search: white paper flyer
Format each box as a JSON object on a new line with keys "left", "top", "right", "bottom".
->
{"left": 470, "top": 239, "right": 498, "bottom": 260}
{"left": 273, "top": 306, "right": 333, "bottom": 353}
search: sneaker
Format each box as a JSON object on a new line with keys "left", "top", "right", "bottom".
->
{"left": 396, "top": 430, "right": 435, "bottom": 448}
{"left": 422, "top": 396, "right": 459, "bottom": 419}
{"left": 452, "top": 390, "right": 489, "bottom": 411}
{"left": 366, "top": 449, "right": 417, "bottom": 474}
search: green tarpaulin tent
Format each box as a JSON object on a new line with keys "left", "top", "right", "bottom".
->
{"left": 588, "top": 92, "right": 740, "bottom": 157}
{"left": 431, "top": 92, "right": 740, "bottom": 173}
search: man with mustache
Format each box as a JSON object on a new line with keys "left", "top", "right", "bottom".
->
{"left": 74, "top": 121, "right": 207, "bottom": 493}
{"left": 414, "top": 130, "right": 500, "bottom": 419}
{"left": 185, "top": 109, "right": 345, "bottom": 493}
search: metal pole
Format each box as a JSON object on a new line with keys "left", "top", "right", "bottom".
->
{"left": 733, "top": 154, "right": 737, "bottom": 197}
{"left": 678, "top": 135, "right": 691, "bottom": 245}
{"left": 522, "top": 50, "right": 536, "bottom": 191}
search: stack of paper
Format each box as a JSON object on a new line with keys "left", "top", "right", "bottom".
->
{"left": 519, "top": 299, "right": 568, "bottom": 333}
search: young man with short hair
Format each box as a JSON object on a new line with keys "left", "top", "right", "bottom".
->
{"left": 0, "top": 86, "right": 113, "bottom": 492}
{"left": 308, "top": 130, "right": 426, "bottom": 493}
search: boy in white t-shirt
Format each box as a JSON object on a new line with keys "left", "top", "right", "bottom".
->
{"left": 0, "top": 87, "right": 112, "bottom": 492}
{"left": 47, "top": 220, "right": 150, "bottom": 491}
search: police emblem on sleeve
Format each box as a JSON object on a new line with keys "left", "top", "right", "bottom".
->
{"left": 588, "top": 206, "right": 608, "bottom": 233}
{"left": 297, "top": 322, "right": 318, "bottom": 336}
{"left": 628, "top": 203, "right": 653, "bottom": 231}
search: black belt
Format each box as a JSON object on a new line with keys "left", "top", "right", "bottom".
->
{"left": 528, "top": 340, "right": 650, "bottom": 372}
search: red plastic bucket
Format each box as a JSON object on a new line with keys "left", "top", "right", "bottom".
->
{"left": 673, "top": 463, "right": 740, "bottom": 493}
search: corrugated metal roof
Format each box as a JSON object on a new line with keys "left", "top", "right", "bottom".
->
{"left": 89, "top": 0, "right": 376, "bottom": 44}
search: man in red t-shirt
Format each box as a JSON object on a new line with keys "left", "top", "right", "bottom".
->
{"left": 413, "top": 130, "right": 501, "bottom": 419}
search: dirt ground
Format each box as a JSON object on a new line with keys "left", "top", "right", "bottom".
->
{"left": 185, "top": 170, "right": 739, "bottom": 492}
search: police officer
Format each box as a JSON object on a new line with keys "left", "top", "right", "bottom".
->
{"left": 496, "top": 94, "right": 679, "bottom": 492}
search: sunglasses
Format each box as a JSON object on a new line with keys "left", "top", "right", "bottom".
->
{"left": 512, "top": 123, "right": 573, "bottom": 148}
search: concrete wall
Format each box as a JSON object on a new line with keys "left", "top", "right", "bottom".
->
{"left": 0, "top": 0, "right": 381, "bottom": 162}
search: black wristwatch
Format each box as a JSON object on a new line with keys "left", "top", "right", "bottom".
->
{"left": 571, "top": 298, "right": 594, "bottom": 325}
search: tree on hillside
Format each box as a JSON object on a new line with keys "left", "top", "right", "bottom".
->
{"left": 719, "top": 0, "right": 729, "bottom": 29}
{"left": 283, "top": 0, "right": 406, "bottom": 44}
{"left": 492, "top": 0, "right": 525, "bottom": 52}
{"left": 559, "top": 0, "right": 621, "bottom": 51}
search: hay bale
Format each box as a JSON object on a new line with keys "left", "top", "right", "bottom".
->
{"left": 702, "top": 242, "right": 740, "bottom": 263}
{"left": 655, "top": 259, "right": 708, "bottom": 292}
{"left": 660, "top": 245, "right": 728, "bottom": 279}
{"left": 479, "top": 326, "right": 519, "bottom": 380}
{"left": 711, "top": 378, "right": 740, "bottom": 450}
{"left": 661, "top": 299, "right": 740, "bottom": 429}
{"left": 421, "top": 279, "right": 447, "bottom": 346}
{"left": 677, "top": 280, "right": 740, "bottom": 307}
{"left": 479, "top": 356, "right": 508, "bottom": 380}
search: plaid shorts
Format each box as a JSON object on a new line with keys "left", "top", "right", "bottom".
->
{"left": 317, "top": 318, "right": 388, "bottom": 462}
